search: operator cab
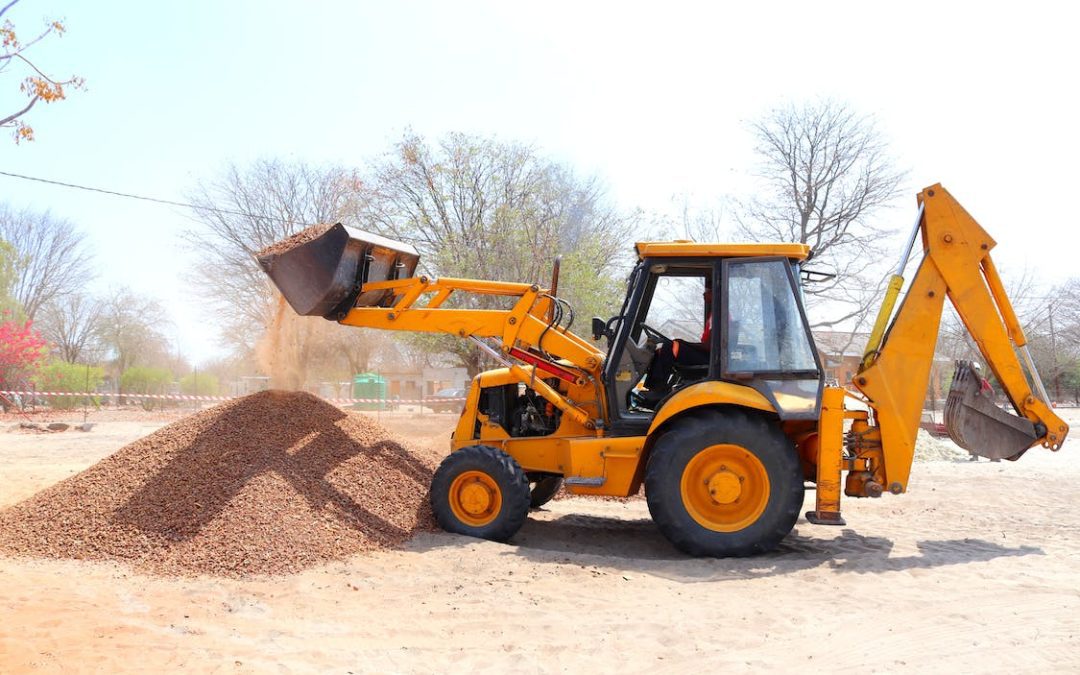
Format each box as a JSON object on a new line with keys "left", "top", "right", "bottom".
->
{"left": 595, "top": 242, "right": 823, "bottom": 434}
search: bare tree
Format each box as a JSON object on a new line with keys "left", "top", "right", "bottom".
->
{"left": 96, "top": 287, "right": 171, "bottom": 386}
{"left": 184, "top": 159, "right": 360, "bottom": 351}
{"left": 934, "top": 267, "right": 1068, "bottom": 399}
{"left": 0, "top": 204, "right": 94, "bottom": 319}
{"left": 359, "top": 132, "right": 636, "bottom": 375}
{"left": 1017, "top": 278, "right": 1080, "bottom": 401}
{"left": 0, "top": 238, "right": 18, "bottom": 313}
{"left": 183, "top": 159, "right": 378, "bottom": 388}
{"left": 1, "top": 0, "right": 84, "bottom": 142}
{"left": 738, "top": 99, "right": 906, "bottom": 330}
{"left": 323, "top": 327, "right": 387, "bottom": 377}
{"left": 38, "top": 291, "right": 103, "bottom": 363}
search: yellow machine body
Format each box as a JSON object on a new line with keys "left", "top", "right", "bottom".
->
{"left": 259, "top": 183, "right": 1067, "bottom": 549}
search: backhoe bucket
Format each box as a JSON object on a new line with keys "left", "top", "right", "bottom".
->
{"left": 256, "top": 224, "right": 420, "bottom": 318}
{"left": 944, "top": 360, "right": 1037, "bottom": 460}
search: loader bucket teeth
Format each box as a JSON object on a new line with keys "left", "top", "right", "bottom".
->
{"left": 257, "top": 224, "right": 420, "bottom": 318}
{"left": 944, "top": 360, "right": 1037, "bottom": 460}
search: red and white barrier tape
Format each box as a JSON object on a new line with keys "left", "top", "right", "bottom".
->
{"left": 1, "top": 390, "right": 230, "bottom": 402}
{"left": 0, "top": 390, "right": 466, "bottom": 405}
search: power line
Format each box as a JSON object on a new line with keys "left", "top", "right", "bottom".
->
{"left": 0, "top": 167, "right": 431, "bottom": 263}
{"left": 0, "top": 169, "right": 301, "bottom": 223}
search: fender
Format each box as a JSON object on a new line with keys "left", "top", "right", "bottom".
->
{"left": 647, "top": 380, "right": 775, "bottom": 436}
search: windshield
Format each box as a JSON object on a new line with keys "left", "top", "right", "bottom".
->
{"left": 725, "top": 259, "right": 817, "bottom": 373}
{"left": 643, "top": 274, "right": 707, "bottom": 342}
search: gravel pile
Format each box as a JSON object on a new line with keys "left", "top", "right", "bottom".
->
{"left": 0, "top": 391, "right": 441, "bottom": 577}
{"left": 255, "top": 224, "right": 332, "bottom": 258}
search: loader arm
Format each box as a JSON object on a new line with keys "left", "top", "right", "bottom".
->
{"left": 854, "top": 184, "right": 1067, "bottom": 493}
{"left": 339, "top": 275, "right": 606, "bottom": 429}
{"left": 256, "top": 223, "right": 607, "bottom": 429}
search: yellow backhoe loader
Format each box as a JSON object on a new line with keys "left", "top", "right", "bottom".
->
{"left": 257, "top": 184, "right": 1067, "bottom": 556}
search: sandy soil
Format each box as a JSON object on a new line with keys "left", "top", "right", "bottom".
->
{"left": 1, "top": 409, "right": 1078, "bottom": 673}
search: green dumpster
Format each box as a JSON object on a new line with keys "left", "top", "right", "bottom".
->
{"left": 351, "top": 373, "right": 389, "bottom": 410}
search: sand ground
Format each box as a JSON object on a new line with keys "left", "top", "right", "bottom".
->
{"left": 1, "top": 409, "right": 1078, "bottom": 673}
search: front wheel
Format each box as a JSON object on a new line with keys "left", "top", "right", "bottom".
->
{"left": 430, "top": 445, "right": 531, "bottom": 542}
{"left": 645, "top": 409, "right": 804, "bottom": 556}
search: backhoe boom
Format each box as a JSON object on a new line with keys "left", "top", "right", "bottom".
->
{"left": 852, "top": 185, "right": 1066, "bottom": 492}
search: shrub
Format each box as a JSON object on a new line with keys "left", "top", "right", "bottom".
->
{"left": 34, "top": 361, "right": 105, "bottom": 410}
{"left": 179, "top": 371, "right": 219, "bottom": 396}
{"left": 120, "top": 366, "right": 173, "bottom": 410}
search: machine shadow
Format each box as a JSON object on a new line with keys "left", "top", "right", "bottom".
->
{"left": 111, "top": 398, "right": 433, "bottom": 547}
{"left": 415, "top": 511, "right": 1044, "bottom": 581}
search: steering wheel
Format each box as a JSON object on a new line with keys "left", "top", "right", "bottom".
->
{"left": 640, "top": 323, "right": 672, "bottom": 345}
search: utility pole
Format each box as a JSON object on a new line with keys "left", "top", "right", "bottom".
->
{"left": 1049, "top": 303, "right": 1060, "bottom": 402}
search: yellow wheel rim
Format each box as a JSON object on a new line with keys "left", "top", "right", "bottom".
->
{"left": 449, "top": 471, "right": 502, "bottom": 527}
{"left": 680, "top": 443, "right": 770, "bottom": 532}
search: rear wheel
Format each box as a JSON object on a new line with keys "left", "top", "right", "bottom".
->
{"left": 645, "top": 409, "right": 804, "bottom": 556}
{"left": 430, "top": 445, "right": 531, "bottom": 542}
{"left": 527, "top": 474, "right": 563, "bottom": 509}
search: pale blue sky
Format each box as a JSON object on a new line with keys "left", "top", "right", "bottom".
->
{"left": 3, "top": 1, "right": 1078, "bottom": 363}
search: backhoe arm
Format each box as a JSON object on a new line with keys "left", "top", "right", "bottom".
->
{"left": 854, "top": 184, "right": 1067, "bottom": 493}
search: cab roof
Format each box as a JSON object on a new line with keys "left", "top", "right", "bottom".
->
{"left": 634, "top": 241, "right": 811, "bottom": 261}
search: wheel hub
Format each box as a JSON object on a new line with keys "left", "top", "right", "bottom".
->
{"left": 460, "top": 481, "right": 496, "bottom": 515}
{"left": 680, "top": 443, "right": 770, "bottom": 533}
{"left": 448, "top": 470, "right": 503, "bottom": 527}
{"left": 706, "top": 470, "right": 742, "bottom": 504}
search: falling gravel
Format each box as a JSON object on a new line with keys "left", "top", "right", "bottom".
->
{"left": 0, "top": 391, "right": 442, "bottom": 577}
{"left": 255, "top": 223, "right": 332, "bottom": 258}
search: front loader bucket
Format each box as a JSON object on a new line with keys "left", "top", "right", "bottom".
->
{"left": 256, "top": 224, "right": 420, "bottom": 318}
{"left": 944, "top": 360, "right": 1037, "bottom": 460}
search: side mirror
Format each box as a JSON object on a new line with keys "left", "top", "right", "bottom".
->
{"left": 591, "top": 316, "right": 607, "bottom": 341}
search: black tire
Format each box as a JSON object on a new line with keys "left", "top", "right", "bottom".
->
{"left": 645, "top": 408, "right": 804, "bottom": 556}
{"left": 430, "top": 445, "right": 531, "bottom": 542}
{"left": 527, "top": 474, "right": 564, "bottom": 509}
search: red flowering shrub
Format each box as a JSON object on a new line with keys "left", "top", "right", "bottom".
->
{"left": 0, "top": 312, "right": 48, "bottom": 395}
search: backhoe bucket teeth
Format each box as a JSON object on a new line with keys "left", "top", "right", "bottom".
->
{"left": 257, "top": 224, "right": 420, "bottom": 318}
{"left": 944, "top": 360, "right": 1037, "bottom": 460}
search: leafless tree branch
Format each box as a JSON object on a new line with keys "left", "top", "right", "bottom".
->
{"left": 737, "top": 99, "right": 906, "bottom": 334}
{"left": 0, "top": 204, "right": 95, "bottom": 320}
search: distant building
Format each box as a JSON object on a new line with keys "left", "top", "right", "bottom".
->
{"left": 380, "top": 366, "right": 469, "bottom": 400}
{"left": 813, "top": 330, "right": 951, "bottom": 403}
{"left": 232, "top": 376, "right": 270, "bottom": 397}
{"left": 813, "top": 331, "right": 869, "bottom": 388}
